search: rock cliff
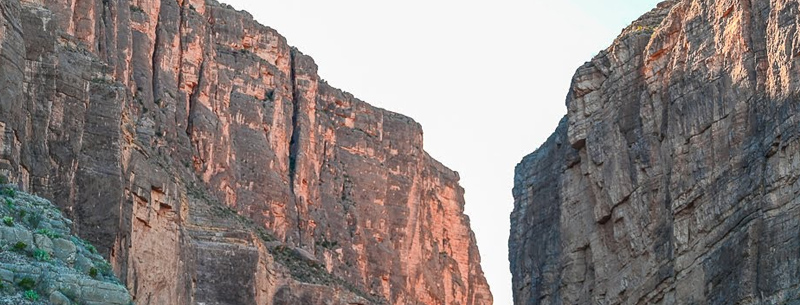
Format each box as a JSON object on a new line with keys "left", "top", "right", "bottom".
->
{"left": 0, "top": 0, "right": 492, "bottom": 304}
{"left": 511, "top": 0, "right": 800, "bottom": 304}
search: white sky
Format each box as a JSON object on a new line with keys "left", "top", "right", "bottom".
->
{"left": 219, "top": 1, "right": 663, "bottom": 304}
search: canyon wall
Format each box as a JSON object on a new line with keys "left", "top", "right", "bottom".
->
{"left": 510, "top": 0, "right": 800, "bottom": 304}
{"left": 0, "top": 0, "right": 493, "bottom": 304}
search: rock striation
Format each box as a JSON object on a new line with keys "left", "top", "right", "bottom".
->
{"left": 0, "top": 186, "right": 132, "bottom": 305}
{"left": 0, "top": 0, "right": 492, "bottom": 304}
{"left": 511, "top": 0, "right": 800, "bottom": 304}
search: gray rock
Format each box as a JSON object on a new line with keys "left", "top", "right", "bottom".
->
{"left": 0, "top": 191, "right": 131, "bottom": 304}
{"left": 33, "top": 233, "right": 53, "bottom": 254}
{"left": 0, "top": 268, "right": 13, "bottom": 283}
{"left": 52, "top": 238, "right": 77, "bottom": 265}
{"left": 292, "top": 247, "right": 319, "bottom": 264}
{"left": 73, "top": 254, "right": 93, "bottom": 275}
{"left": 510, "top": 1, "right": 800, "bottom": 305}
{"left": 49, "top": 291, "right": 72, "bottom": 305}
{"left": 0, "top": 226, "right": 33, "bottom": 249}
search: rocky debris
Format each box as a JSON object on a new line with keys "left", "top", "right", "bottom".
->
{"left": 181, "top": 183, "right": 385, "bottom": 305}
{"left": 511, "top": 0, "right": 800, "bottom": 304}
{"left": 0, "top": 185, "right": 132, "bottom": 305}
{"left": 0, "top": 0, "right": 492, "bottom": 304}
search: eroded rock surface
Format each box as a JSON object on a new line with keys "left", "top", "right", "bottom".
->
{"left": 0, "top": 187, "right": 132, "bottom": 305}
{"left": 511, "top": 0, "right": 800, "bottom": 304}
{"left": 0, "top": 0, "right": 492, "bottom": 304}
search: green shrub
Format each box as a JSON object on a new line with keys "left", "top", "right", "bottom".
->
{"left": 4, "top": 198, "right": 13, "bottom": 208}
{"left": 23, "top": 290, "right": 39, "bottom": 301}
{"left": 1, "top": 187, "right": 15, "bottom": 198}
{"left": 26, "top": 213, "right": 42, "bottom": 229}
{"left": 17, "top": 277, "right": 35, "bottom": 290}
{"left": 96, "top": 261, "right": 113, "bottom": 276}
{"left": 36, "top": 228, "right": 61, "bottom": 239}
{"left": 130, "top": 5, "right": 145, "bottom": 13}
{"left": 33, "top": 249, "right": 50, "bottom": 262}
{"left": 2, "top": 216, "right": 12, "bottom": 226}
{"left": 256, "top": 227, "right": 275, "bottom": 242}
{"left": 316, "top": 239, "right": 339, "bottom": 249}
{"left": 12, "top": 241, "right": 27, "bottom": 252}
{"left": 86, "top": 244, "right": 97, "bottom": 254}
{"left": 630, "top": 25, "right": 657, "bottom": 34}
{"left": 73, "top": 237, "right": 99, "bottom": 254}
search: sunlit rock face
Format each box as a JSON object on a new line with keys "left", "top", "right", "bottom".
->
{"left": 510, "top": 0, "right": 800, "bottom": 304}
{"left": 0, "top": 0, "right": 493, "bottom": 304}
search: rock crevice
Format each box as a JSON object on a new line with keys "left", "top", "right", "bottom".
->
{"left": 511, "top": 0, "right": 800, "bottom": 304}
{"left": 0, "top": 0, "right": 492, "bottom": 304}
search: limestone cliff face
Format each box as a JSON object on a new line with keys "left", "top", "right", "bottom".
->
{"left": 0, "top": 0, "right": 493, "bottom": 304}
{"left": 510, "top": 0, "right": 800, "bottom": 304}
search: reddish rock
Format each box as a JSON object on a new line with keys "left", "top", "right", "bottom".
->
{"left": 0, "top": 0, "right": 492, "bottom": 304}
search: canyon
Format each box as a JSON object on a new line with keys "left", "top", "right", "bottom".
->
{"left": 0, "top": 0, "right": 492, "bottom": 304}
{"left": 511, "top": 0, "right": 800, "bottom": 304}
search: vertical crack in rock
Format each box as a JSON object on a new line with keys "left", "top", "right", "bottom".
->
{"left": 287, "top": 48, "right": 303, "bottom": 245}
{"left": 511, "top": 0, "right": 800, "bottom": 304}
{"left": 185, "top": 23, "right": 205, "bottom": 141}
{"left": 0, "top": 0, "right": 493, "bottom": 304}
{"left": 151, "top": 16, "right": 161, "bottom": 114}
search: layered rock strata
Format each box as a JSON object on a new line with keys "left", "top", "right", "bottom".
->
{"left": 0, "top": 0, "right": 492, "bottom": 304}
{"left": 0, "top": 187, "right": 132, "bottom": 305}
{"left": 511, "top": 0, "right": 800, "bottom": 304}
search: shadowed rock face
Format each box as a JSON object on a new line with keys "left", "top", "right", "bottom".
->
{"left": 0, "top": 0, "right": 493, "bottom": 304}
{"left": 511, "top": 0, "right": 800, "bottom": 304}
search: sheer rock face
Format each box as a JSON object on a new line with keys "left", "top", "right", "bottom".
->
{"left": 510, "top": 0, "right": 800, "bottom": 304}
{"left": 0, "top": 0, "right": 493, "bottom": 304}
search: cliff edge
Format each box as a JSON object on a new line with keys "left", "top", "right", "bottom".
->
{"left": 0, "top": 0, "right": 492, "bottom": 304}
{"left": 511, "top": 0, "right": 800, "bottom": 304}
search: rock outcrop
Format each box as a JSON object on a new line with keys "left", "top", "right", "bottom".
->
{"left": 0, "top": 186, "right": 132, "bottom": 305}
{"left": 511, "top": 0, "right": 800, "bottom": 304}
{"left": 0, "top": 0, "right": 492, "bottom": 304}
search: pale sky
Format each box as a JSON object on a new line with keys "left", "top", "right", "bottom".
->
{"left": 219, "top": 1, "right": 663, "bottom": 304}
